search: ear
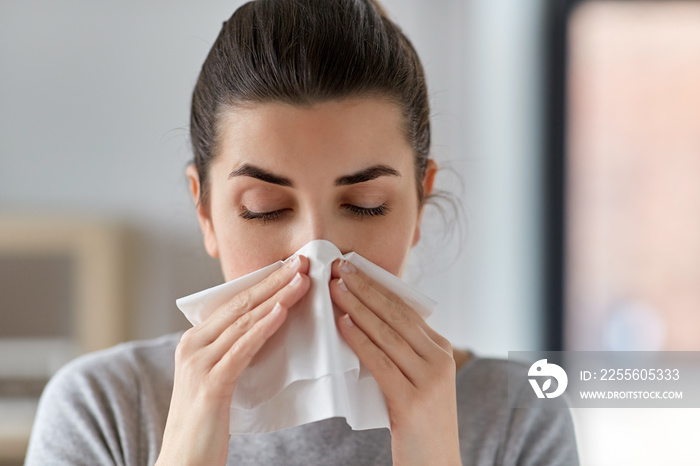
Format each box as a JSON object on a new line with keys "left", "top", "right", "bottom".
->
{"left": 186, "top": 164, "right": 220, "bottom": 258}
{"left": 411, "top": 159, "right": 438, "bottom": 248}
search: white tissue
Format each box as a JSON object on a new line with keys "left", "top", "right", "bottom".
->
{"left": 176, "top": 239, "right": 436, "bottom": 434}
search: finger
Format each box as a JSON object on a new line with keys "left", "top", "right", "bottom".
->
{"left": 211, "top": 301, "right": 289, "bottom": 386}
{"left": 332, "top": 260, "right": 439, "bottom": 359}
{"left": 331, "top": 259, "right": 429, "bottom": 335}
{"left": 194, "top": 254, "right": 309, "bottom": 344}
{"left": 336, "top": 312, "right": 415, "bottom": 395}
{"left": 203, "top": 271, "right": 310, "bottom": 366}
{"left": 330, "top": 277, "right": 429, "bottom": 382}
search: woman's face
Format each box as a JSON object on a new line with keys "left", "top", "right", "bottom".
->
{"left": 188, "top": 98, "right": 437, "bottom": 281}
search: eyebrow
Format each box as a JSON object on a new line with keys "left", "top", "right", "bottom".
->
{"left": 334, "top": 165, "right": 401, "bottom": 186}
{"left": 228, "top": 163, "right": 401, "bottom": 187}
{"left": 228, "top": 164, "right": 293, "bottom": 187}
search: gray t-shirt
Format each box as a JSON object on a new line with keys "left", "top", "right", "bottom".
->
{"left": 25, "top": 333, "right": 579, "bottom": 465}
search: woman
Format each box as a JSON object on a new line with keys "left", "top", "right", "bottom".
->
{"left": 26, "top": 1, "right": 578, "bottom": 464}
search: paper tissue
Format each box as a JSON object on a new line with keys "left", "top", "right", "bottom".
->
{"left": 176, "top": 239, "right": 436, "bottom": 434}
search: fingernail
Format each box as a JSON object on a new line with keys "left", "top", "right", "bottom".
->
{"left": 343, "top": 314, "right": 354, "bottom": 327}
{"left": 339, "top": 260, "right": 356, "bottom": 274}
{"left": 287, "top": 255, "right": 300, "bottom": 269}
{"left": 290, "top": 272, "right": 302, "bottom": 286}
{"left": 337, "top": 278, "right": 348, "bottom": 291}
{"left": 271, "top": 302, "right": 282, "bottom": 315}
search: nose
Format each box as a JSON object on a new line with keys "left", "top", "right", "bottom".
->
{"left": 289, "top": 204, "right": 351, "bottom": 255}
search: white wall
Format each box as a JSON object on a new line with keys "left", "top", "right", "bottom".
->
{"left": 0, "top": 0, "right": 548, "bottom": 355}
{"left": 383, "top": 0, "right": 547, "bottom": 355}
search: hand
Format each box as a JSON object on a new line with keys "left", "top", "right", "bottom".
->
{"left": 330, "top": 259, "right": 461, "bottom": 466}
{"left": 156, "top": 256, "right": 311, "bottom": 466}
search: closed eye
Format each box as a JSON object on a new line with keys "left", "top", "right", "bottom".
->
{"left": 239, "top": 208, "right": 290, "bottom": 223}
{"left": 343, "top": 203, "right": 390, "bottom": 218}
{"left": 239, "top": 203, "right": 390, "bottom": 224}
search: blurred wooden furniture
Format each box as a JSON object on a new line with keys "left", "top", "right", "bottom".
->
{"left": 0, "top": 216, "right": 126, "bottom": 463}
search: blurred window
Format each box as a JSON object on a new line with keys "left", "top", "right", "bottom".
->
{"left": 565, "top": 1, "right": 700, "bottom": 350}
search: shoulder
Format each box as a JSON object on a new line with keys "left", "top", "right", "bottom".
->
{"left": 455, "top": 356, "right": 529, "bottom": 410}
{"left": 455, "top": 355, "right": 580, "bottom": 466}
{"left": 66, "top": 332, "right": 181, "bottom": 375}
{"left": 41, "top": 332, "right": 182, "bottom": 429}
{"left": 45, "top": 332, "right": 180, "bottom": 401}
{"left": 25, "top": 333, "right": 182, "bottom": 465}
{"left": 456, "top": 355, "right": 573, "bottom": 409}
{"left": 453, "top": 357, "right": 520, "bottom": 439}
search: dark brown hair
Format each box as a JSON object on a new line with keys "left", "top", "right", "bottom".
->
{"left": 190, "top": 0, "right": 431, "bottom": 209}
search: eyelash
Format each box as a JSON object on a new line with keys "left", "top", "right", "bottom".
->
{"left": 239, "top": 204, "right": 390, "bottom": 223}
{"left": 343, "top": 203, "right": 390, "bottom": 218}
{"left": 239, "top": 208, "right": 289, "bottom": 223}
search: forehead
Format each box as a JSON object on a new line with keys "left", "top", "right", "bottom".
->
{"left": 213, "top": 98, "right": 414, "bottom": 174}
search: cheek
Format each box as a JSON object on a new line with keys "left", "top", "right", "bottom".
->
{"left": 208, "top": 184, "right": 293, "bottom": 281}
{"left": 362, "top": 245, "right": 408, "bottom": 277}
{"left": 218, "top": 240, "right": 287, "bottom": 281}
{"left": 210, "top": 213, "right": 291, "bottom": 281}
{"left": 352, "top": 210, "right": 419, "bottom": 277}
